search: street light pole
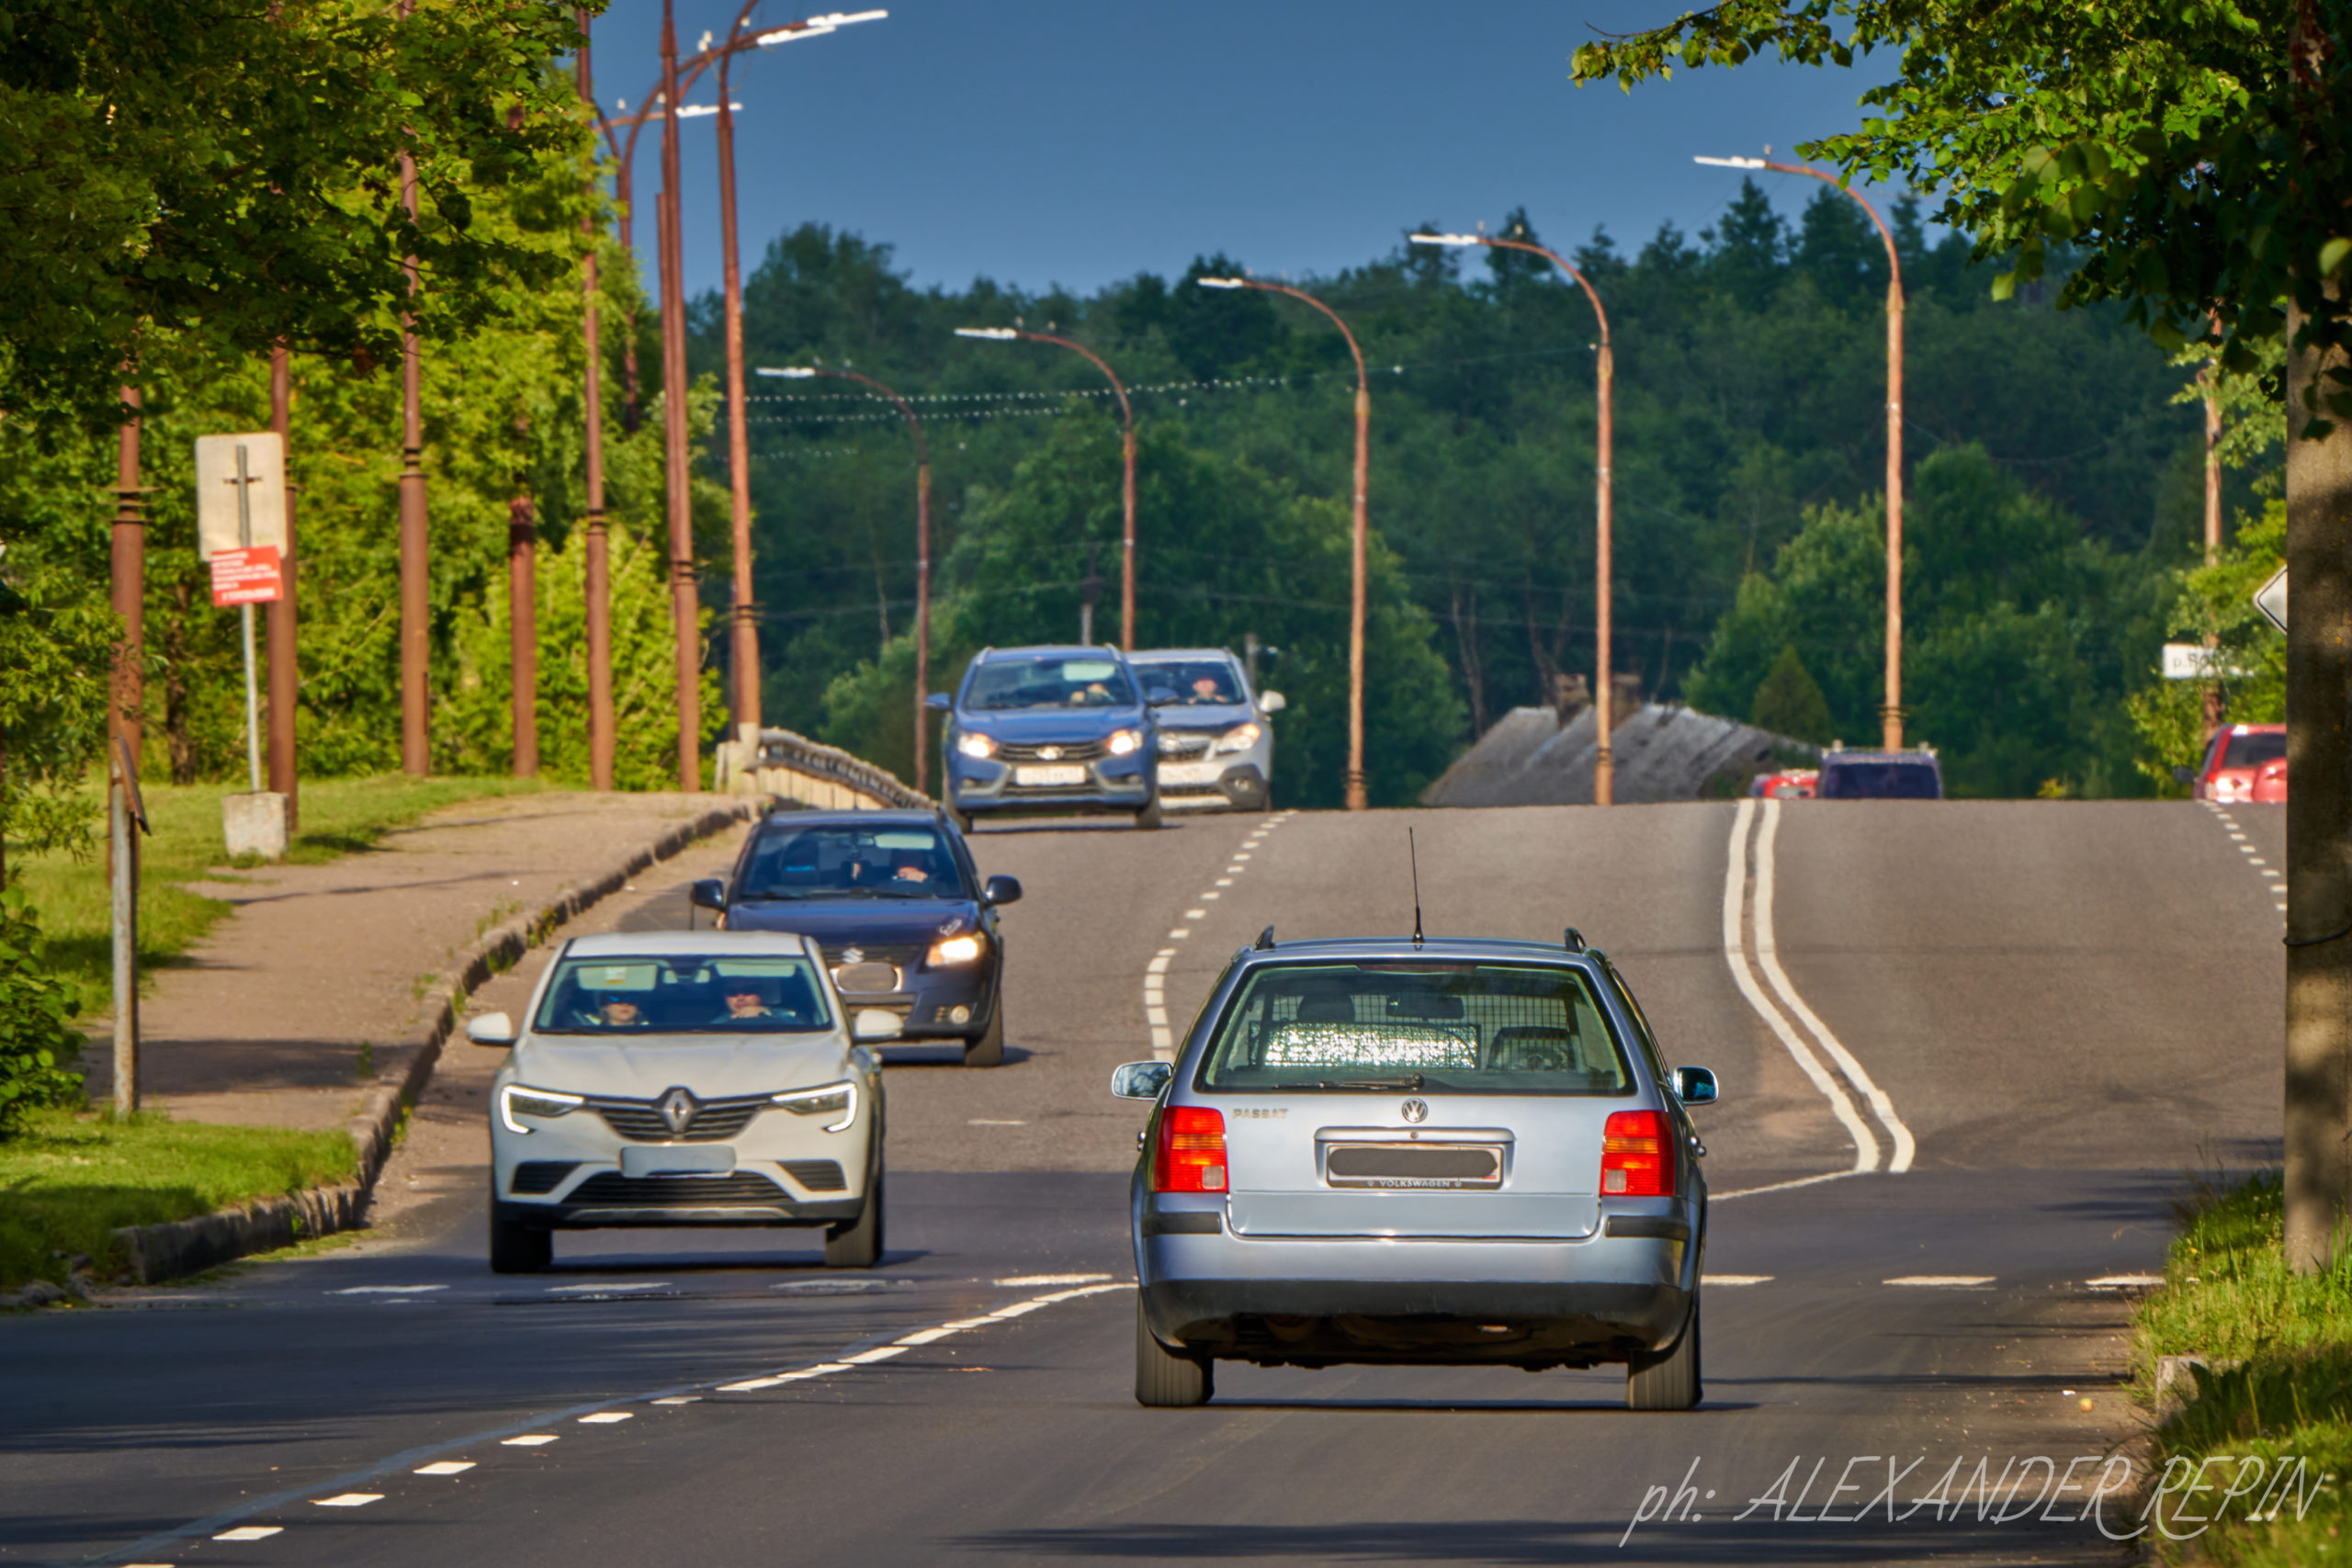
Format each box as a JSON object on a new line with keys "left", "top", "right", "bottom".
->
{"left": 1195, "top": 276, "right": 1371, "bottom": 811}
{"left": 396, "top": 0, "right": 430, "bottom": 775}
{"left": 577, "top": 8, "right": 615, "bottom": 790}
{"left": 656, "top": 0, "right": 701, "bottom": 792}
{"left": 1699, "top": 155, "right": 1905, "bottom": 751}
{"left": 760, "top": 364, "right": 931, "bottom": 791}
{"left": 954, "top": 326, "right": 1136, "bottom": 649}
{"left": 715, "top": 10, "right": 885, "bottom": 741}
{"left": 1413, "top": 231, "right": 1617, "bottom": 805}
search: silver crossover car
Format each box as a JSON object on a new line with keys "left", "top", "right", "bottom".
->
{"left": 1113, "top": 931, "right": 1716, "bottom": 1408}
{"left": 1126, "top": 648, "right": 1284, "bottom": 813}
{"left": 472, "top": 931, "right": 892, "bottom": 1274}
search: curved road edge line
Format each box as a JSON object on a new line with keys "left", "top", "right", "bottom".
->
{"left": 1751, "top": 798, "right": 1917, "bottom": 1172}
{"left": 1719, "top": 797, "right": 1879, "bottom": 1173}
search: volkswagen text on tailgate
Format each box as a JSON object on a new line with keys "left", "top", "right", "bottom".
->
{"left": 1111, "top": 933, "right": 1719, "bottom": 1409}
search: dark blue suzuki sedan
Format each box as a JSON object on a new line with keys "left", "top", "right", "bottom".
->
{"left": 694, "top": 809, "right": 1021, "bottom": 1066}
{"left": 929, "top": 646, "right": 1169, "bottom": 831}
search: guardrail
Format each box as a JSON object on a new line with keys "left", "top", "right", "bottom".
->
{"left": 717, "top": 725, "right": 933, "bottom": 811}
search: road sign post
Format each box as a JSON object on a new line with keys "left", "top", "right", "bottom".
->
{"left": 196, "top": 434, "right": 290, "bottom": 860}
{"left": 109, "top": 738, "right": 149, "bottom": 1114}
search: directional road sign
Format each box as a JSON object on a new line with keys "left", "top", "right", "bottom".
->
{"left": 2256, "top": 565, "right": 2288, "bottom": 634}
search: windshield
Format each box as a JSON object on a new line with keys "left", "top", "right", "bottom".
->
{"left": 1821, "top": 761, "right": 1942, "bottom": 799}
{"left": 1194, "top": 962, "right": 1633, "bottom": 1095}
{"left": 532, "top": 955, "right": 831, "bottom": 1035}
{"left": 734, "top": 825, "right": 966, "bottom": 901}
{"left": 966, "top": 657, "right": 1137, "bottom": 711}
{"left": 2222, "top": 730, "right": 2287, "bottom": 769}
{"left": 1133, "top": 659, "right": 1242, "bottom": 705}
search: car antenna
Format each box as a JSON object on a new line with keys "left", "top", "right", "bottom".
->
{"left": 1408, "top": 828, "right": 1425, "bottom": 949}
{"left": 1255, "top": 924, "right": 1276, "bottom": 951}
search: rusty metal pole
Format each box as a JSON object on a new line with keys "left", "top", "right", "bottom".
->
{"left": 110, "top": 383, "right": 145, "bottom": 769}
{"left": 716, "top": 4, "right": 767, "bottom": 738}
{"left": 579, "top": 11, "right": 616, "bottom": 790}
{"left": 915, "top": 452, "right": 932, "bottom": 791}
{"left": 396, "top": 0, "right": 429, "bottom": 774}
{"left": 656, "top": 4, "right": 701, "bottom": 793}
{"left": 1594, "top": 335, "right": 1614, "bottom": 805}
{"left": 2205, "top": 327, "right": 2226, "bottom": 737}
{"left": 266, "top": 348, "right": 299, "bottom": 827}
{"left": 1120, "top": 420, "right": 1137, "bottom": 649}
{"left": 510, "top": 492, "right": 538, "bottom": 774}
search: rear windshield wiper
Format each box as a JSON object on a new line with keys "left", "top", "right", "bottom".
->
{"left": 1286, "top": 1074, "right": 1425, "bottom": 1092}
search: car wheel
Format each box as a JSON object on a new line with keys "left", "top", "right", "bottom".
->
{"left": 964, "top": 999, "right": 1004, "bottom": 1067}
{"left": 488, "top": 1203, "right": 552, "bottom": 1275}
{"left": 1134, "top": 1296, "right": 1214, "bottom": 1406}
{"left": 1134, "top": 796, "right": 1163, "bottom": 831}
{"left": 1626, "top": 1301, "right": 1702, "bottom": 1410}
{"left": 824, "top": 1168, "right": 885, "bottom": 1269}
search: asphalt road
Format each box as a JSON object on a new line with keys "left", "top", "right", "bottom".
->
{"left": 1, "top": 799, "right": 2285, "bottom": 1566}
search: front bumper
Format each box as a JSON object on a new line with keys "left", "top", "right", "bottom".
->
{"left": 834, "top": 962, "right": 998, "bottom": 1043}
{"left": 1156, "top": 760, "right": 1268, "bottom": 811}
{"left": 949, "top": 752, "right": 1153, "bottom": 816}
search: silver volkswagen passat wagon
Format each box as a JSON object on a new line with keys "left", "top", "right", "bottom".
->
{"left": 1112, "top": 932, "right": 1717, "bottom": 1409}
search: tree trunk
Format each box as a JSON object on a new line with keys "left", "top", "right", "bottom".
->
{"left": 2283, "top": 294, "right": 2352, "bottom": 1271}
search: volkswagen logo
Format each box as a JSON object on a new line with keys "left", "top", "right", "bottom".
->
{"left": 1400, "top": 1098, "right": 1429, "bottom": 1124}
{"left": 840, "top": 947, "right": 865, "bottom": 965}
{"left": 1035, "top": 745, "right": 1063, "bottom": 761}
{"left": 659, "top": 1087, "right": 699, "bottom": 1136}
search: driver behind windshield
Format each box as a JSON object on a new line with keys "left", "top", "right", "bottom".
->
{"left": 737, "top": 829, "right": 958, "bottom": 901}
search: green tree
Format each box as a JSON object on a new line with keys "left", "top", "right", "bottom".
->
{"left": 1750, "top": 645, "right": 1833, "bottom": 742}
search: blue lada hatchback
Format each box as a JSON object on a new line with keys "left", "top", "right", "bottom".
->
{"left": 1111, "top": 931, "right": 1718, "bottom": 1409}
{"left": 931, "top": 646, "right": 1168, "bottom": 831}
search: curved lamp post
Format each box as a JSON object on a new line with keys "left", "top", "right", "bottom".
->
{"left": 1195, "top": 276, "right": 1371, "bottom": 812}
{"left": 757, "top": 365, "right": 933, "bottom": 793}
{"left": 1412, "top": 231, "right": 1618, "bottom": 805}
{"left": 1698, "top": 154, "right": 1906, "bottom": 751}
{"left": 954, "top": 326, "right": 1136, "bottom": 650}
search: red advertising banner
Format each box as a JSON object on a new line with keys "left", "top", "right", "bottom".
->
{"left": 209, "top": 545, "right": 283, "bottom": 607}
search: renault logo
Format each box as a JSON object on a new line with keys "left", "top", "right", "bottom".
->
{"left": 660, "top": 1088, "right": 699, "bottom": 1136}
{"left": 1400, "top": 1098, "right": 1429, "bottom": 1124}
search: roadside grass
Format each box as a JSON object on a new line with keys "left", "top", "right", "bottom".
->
{"left": 2137, "top": 1172, "right": 2352, "bottom": 1562}
{"left": 0, "top": 1107, "right": 355, "bottom": 1292}
{"left": 12, "top": 773, "right": 557, "bottom": 1017}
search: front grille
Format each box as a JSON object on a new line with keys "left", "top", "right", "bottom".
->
{"left": 819, "top": 942, "right": 923, "bottom": 969}
{"left": 568, "top": 1172, "right": 790, "bottom": 1208}
{"left": 783, "top": 1160, "right": 848, "bottom": 1192}
{"left": 1158, "top": 732, "right": 1215, "bottom": 759}
{"left": 999, "top": 739, "right": 1105, "bottom": 763}
{"left": 590, "top": 1096, "right": 767, "bottom": 1143}
{"left": 832, "top": 963, "right": 901, "bottom": 996}
{"left": 511, "top": 1161, "right": 578, "bottom": 1195}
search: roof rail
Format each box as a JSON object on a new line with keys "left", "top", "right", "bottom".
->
{"left": 1255, "top": 925, "right": 1277, "bottom": 951}
{"left": 1563, "top": 927, "right": 1586, "bottom": 953}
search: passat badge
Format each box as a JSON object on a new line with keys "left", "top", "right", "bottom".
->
{"left": 660, "top": 1088, "right": 699, "bottom": 1136}
{"left": 1400, "top": 1098, "right": 1429, "bottom": 1124}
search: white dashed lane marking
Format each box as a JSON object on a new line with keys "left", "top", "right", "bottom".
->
{"left": 414, "top": 1462, "right": 475, "bottom": 1476}
{"left": 2088, "top": 1274, "right": 2165, "bottom": 1288}
{"left": 214, "top": 1528, "right": 282, "bottom": 1542}
{"left": 1706, "top": 1275, "right": 1773, "bottom": 1287}
{"left": 577, "top": 1412, "right": 633, "bottom": 1425}
{"left": 313, "top": 1494, "right": 383, "bottom": 1507}
{"left": 1141, "top": 814, "right": 1287, "bottom": 1057}
{"left": 2205, "top": 801, "right": 2287, "bottom": 919}
{"left": 330, "top": 1284, "right": 447, "bottom": 1295}
{"left": 501, "top": 1435, "right": 559, "bottom": 1447}
{"left": 1884, "top": 1275, "right": 1996, "bottom": 1288}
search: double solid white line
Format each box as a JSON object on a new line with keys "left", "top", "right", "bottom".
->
{"left": 1721, "top": 797, "right": 1914, "bottom": 1174}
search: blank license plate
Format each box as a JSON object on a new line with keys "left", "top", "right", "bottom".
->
{"left": 618, "top": 1145, "right": 736, "bottom": 1178}
{"left": 1324, "top": 1143, "right": 1503, "bottom": 1190}
{"left": 1014, "top": 764, "right": 1087, "bottom": 786}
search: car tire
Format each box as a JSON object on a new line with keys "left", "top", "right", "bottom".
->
{"left": 488, "top": 1204, "right": 552, "bottom": 1275}
{"left": 824, "top": 1169, "right": 885, "bottom": 1269}
{"left": 1134, "top": 796, "right": 1163, "bottom": 831}
{"left": 1625, "top": 1302, "right": 1702, "bottom": 1410}
{"left": 1134, "top": 1296, "right": 1214, "bottom": 1406}
{"left": 964, "top": 999, "right": 1004, "bottom": 1067}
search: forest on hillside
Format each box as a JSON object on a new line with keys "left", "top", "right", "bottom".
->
{"left": 700, "top": 181, "right": 2247, "bottom": 804}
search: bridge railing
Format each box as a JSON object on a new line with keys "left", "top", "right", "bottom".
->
{"left": 716, "top": 725, "right": 933, "bottom": 811}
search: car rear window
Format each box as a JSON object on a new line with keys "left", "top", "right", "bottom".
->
{"left": 533, "top": 955, "right": 831, "bottom": 1035}
{"left": 2222, "top": 730, "right": 2287, "bottom": 769}
{"left": 1820, "top": 760, "right": 1942, "bottom": 798}
{"left": 1193, "top": 962, "right": 1633, "bottom": 1095}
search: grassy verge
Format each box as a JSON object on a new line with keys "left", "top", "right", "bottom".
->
{"left": 2135, "top": 1171, "right": 2352, "bottom": 1561}
{"left": 0, "top": 1107, "right": 356, "bottom": 1291}
{"left": 12, "top": 773, "right": 557, "bottom": 1016}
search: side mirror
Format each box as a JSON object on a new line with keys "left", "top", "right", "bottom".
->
{"left": 1674, "top": 1066, "right": 1719, "bottom": 1105}
{"left": 852, "top": 1008, "right": 902, "bottom": 1043}
{"left": 1258, "top": 690, "right": 1286, "bottom": 714}
{"left": 2172, "top": 764, "right": 2195, "bottom": 785}
{"left": 1111, "top": 1061, "right": 1173, "bottom": 1100}
{"left": 689, "top": 878, "right": 728, "bottom": 912}
{"left": 467, "top": 1011, "right": 516, "bottom": 1048}
{"left": 983, "top": 874, "right": 1023, "bottom": 907}
{"left": 925, "top": 692, "right": 953, "bottom": 712}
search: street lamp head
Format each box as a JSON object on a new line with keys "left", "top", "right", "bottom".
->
{"left": 1693, "top": 155, "right": 1768, "bottom": 169}
{"left": 1194, "top": 277, "right": 1248, "bottom": 289}
{"left": 955, "top": 326, "right": 1020, "bottom": 340}
{"left": 1408, "top": 233, "right": 1483, "bottom": 247}
{"left": 757, "top": 367, "right": 819, "bottom": 378}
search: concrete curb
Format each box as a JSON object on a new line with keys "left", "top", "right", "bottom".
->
{"left": 107, "top": 798, "right": 761, "bottom": 1286}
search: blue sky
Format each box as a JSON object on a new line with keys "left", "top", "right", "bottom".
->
{"left": 586, "top": 0, "right": 1906, "bottom": 301}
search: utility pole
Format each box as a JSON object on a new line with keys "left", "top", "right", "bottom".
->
{"left": 110, "top": 382, "right": 145, "bottom": 769}
{"left": 266, "top": 347, "right": 299, "bottom": 828}
{"left": 510, "top": 490, "right": 538, "bottom": 775}
{"left": 657, "top": 0, "right": 701, "bottom": 792}
{"left": 396, "top": 0, "right": 430, "bottom": 775}
{"left": 578, "top": 6, "right": 616, "bottom": 790}
{"left": 2204, "top": 324, "right": 2225, "bottom": 737}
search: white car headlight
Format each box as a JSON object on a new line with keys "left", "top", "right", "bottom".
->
{"left": 499, "top": 1084, "right": 584, "bottom": 1134}
{"left": 774, "top": 1080, "right": 859, "bottom": 1133}
{"left": 1107, "top": 728, "right": 1142, "bottom": 757}
{"left": 957, "top": 732, "right": 996, "bottom": 760}
{"left": 928, "top": 932, "right": 986, "bottom": 966}
{"left": 1212, "top": 721, "right": 1262, "bottom": 755}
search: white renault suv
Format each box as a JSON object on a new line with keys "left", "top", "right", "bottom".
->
{"left": 471, "top": 930, "right": 891, "bottom": 1273}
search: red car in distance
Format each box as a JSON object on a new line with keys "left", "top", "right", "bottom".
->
{"left": 2182, "top": 723, "right": 2287, "bottom": 803}
{"left": 1748, "top": 767, "right": 1818, "bottom": 799}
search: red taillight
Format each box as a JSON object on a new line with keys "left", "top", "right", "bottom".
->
{"left": 1154, "top": 1106, "right": 1227, "bottom": 1193}
{"left": 1601, "top": 1110, "right": 1674, "bottom": 1198}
